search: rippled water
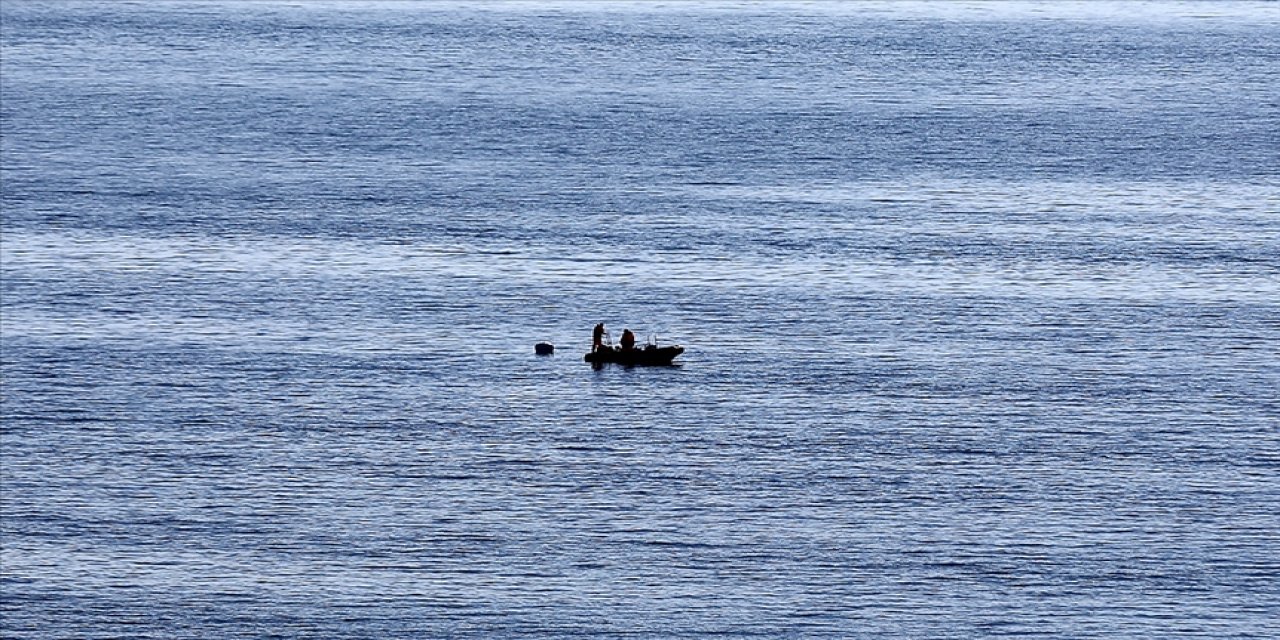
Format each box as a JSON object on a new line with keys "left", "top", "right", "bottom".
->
{"left": 2, "top": 1, "right": 1279, "bottom": 637}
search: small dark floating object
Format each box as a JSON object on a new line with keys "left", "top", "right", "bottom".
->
{"left": 584, "top": 344, "right": 684, "bottom": 366}
{"left": 535, "top": 342, "right": 555, "bottom": 355}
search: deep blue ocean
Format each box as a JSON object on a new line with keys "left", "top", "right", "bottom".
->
{"left": 2, "top": 1, "right": 1278, "bottom": 637}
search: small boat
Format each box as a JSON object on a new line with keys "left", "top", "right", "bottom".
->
{"left": 584, "top": 344, "right": 684, "bottom": 366}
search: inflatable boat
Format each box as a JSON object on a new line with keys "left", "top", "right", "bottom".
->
{"left": 584, "top": 344, "right": 684, "bottom": 366}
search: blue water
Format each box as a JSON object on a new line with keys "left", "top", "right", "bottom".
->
{"left": 2, "top": 1, "right": 1278, "bottom": 637}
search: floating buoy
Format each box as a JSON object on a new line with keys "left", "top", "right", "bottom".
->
{"left": 534, "top": 342, "right": 554, "bottom": 355}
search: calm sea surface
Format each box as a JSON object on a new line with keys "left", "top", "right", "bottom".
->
{"left": 2, "top": 1, "right": 1278, "bottom": 637}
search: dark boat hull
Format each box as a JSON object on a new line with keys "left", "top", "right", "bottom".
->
{"left": 584, "top": 345, "right": 684, "bottom": 366}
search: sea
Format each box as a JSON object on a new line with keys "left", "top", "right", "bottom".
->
{"left": 1, "top": 1, "right": 1277, "bottom": 637}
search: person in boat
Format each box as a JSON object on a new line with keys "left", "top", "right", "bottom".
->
{"left": 592, "top": 323, "right": 605, "bottom": 353}
{"left": 620, "top": 328, "right": 636, "bottom": 351}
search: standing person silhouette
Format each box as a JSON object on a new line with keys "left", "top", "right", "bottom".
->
{"left": 592, "top": 323, "right": 605, "bottom": 353}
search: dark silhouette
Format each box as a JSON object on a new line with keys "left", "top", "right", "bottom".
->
{"left": 583, "top": 324, "right": 683, "bottom": 366}
{"left": 592, "top": 323, "right": 605, "bottom": 353}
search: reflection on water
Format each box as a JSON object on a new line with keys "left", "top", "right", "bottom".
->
{"left": 2, "top": 1, "right": 1278, "bottom": 638}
